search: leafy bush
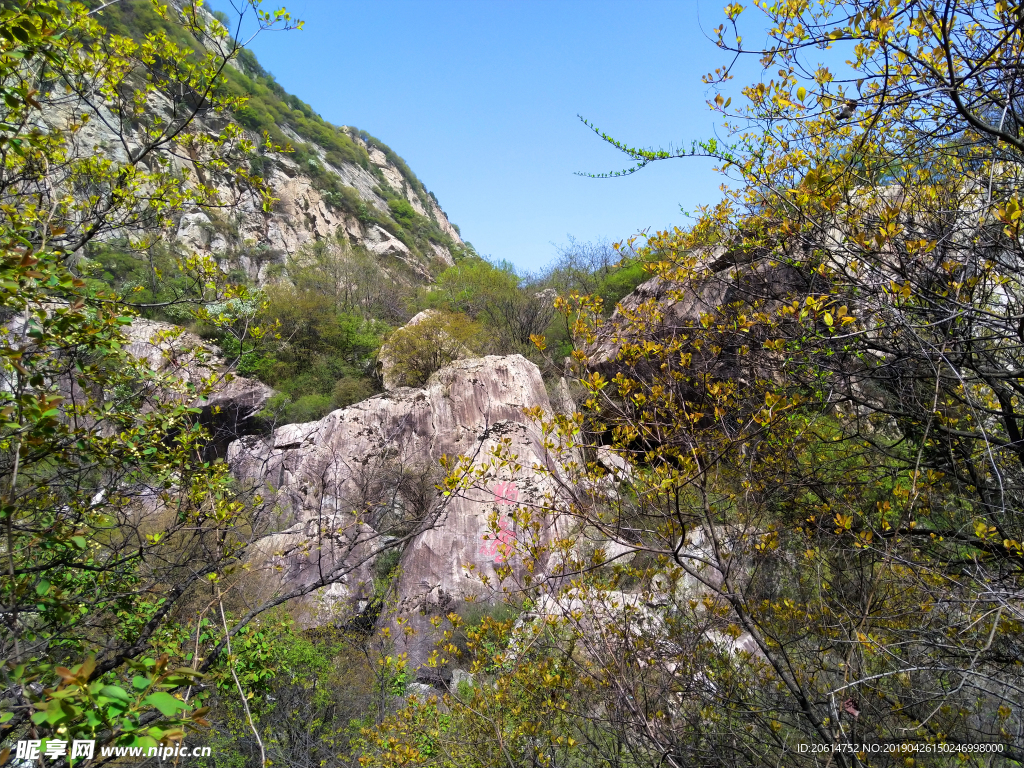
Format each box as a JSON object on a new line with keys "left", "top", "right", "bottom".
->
{"left": 196, "top": 616, "right": 375, "bottom": 768}
{"left": 373, "top": 548, "right": 403, "bottom": 587}
{"left": 259, "top": 392, "right": 334, "bottom": 425}
{"left": 333, "top": 376, "right": 376, "bottom": 409}
{"left": 422, "top": 258, "right": 558, "bottom": 358}
{"left": 387, "top": 197, "right": 416, "bottom": 226}
{"left": 428, "top": 258, "right": 520, "bottom": 318}
{"left": 544, "top": 237, "right": 650, "bottom": 313}
{"left": 383, "top": 311, "right": 483, "bottom": 387}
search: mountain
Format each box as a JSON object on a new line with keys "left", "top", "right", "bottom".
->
{"left": 90, "top": 0, "right": 468, "bottom": 288}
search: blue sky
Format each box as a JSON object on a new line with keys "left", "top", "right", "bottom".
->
{"left": 219, "top": 0, "right": 751, "bottom": 272}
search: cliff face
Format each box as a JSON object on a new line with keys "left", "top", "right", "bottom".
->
{"left": 227, "top": 355, "right": 572, "bottom": 672}
{"left": 172, "top": 130, "right": 463, "bottom": 285}
{"left": 85, "top": 0, "right": 465, "bottom": 289}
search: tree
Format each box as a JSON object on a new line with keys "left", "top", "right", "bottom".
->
{"left": 0, "top": 2, "right": 417, "bottom": 760}
{"left": 287, "top": 236, "right": 406, "bottom": 321}
{"left": 427, "top": 258, "right": 558, "bottom": 356}
{"left": 362, "top": 1, "right": 1024, "bottom": 765}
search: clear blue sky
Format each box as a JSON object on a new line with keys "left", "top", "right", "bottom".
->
{"left": 219, "top": 0, "right": 748, "bottom": 272}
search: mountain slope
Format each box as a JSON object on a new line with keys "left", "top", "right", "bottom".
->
{"left": 90, "top": 0, "right": 467, "bottom": 286}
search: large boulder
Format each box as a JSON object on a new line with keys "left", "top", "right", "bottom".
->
{"left": 2, "top": 313, "right": 272, "bottom": 455}
{"left": 589, "top": 257, "right": 808, "bottom": 374}
{"left": 228, "top": 354, "right": 572, "bottom": 672}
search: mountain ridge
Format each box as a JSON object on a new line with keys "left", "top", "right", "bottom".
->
{"left": 89, "top": 0, "right": 469, "bottom": 288}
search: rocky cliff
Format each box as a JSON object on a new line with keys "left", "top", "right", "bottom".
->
{"left": 171, "top": 130, "right": 462, "bottom": 285}
{"left": 227, "top": 354, "right": 572, "bottom": 673}
{"left": 85, "top": 0, "right": 466, "bottom": 289}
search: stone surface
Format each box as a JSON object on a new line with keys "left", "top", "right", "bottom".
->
{"left": 449, "top": 668, "right": 475, "bottom": 690}
{"left": 243, "top": 514, "right": 381, "bottom": 629}
{"left": 429, "top": 200, "right": 463, "bottom": 245}
{"left": 227, "top": 354, "right": 572, "bottom": 670}
{"left": 122, "top": 319, "right": 273, "bottom": 453}
{"left": 3, "top": 312, "right": 272, "bottom": 456}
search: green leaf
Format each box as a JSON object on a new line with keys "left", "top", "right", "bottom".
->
{"left": 143, "top": 692, "right": 187, "bottom": 717}
{"left": 132, "top": 676, "right": 150, "bottom": 691}
{"left": 99, "top": 685, "right": 131, "bottom": 703}
{"left": 35, "top": 578, "right": 50, "bottom": 596}
{"left": 71, "top": 536, "right": 87, "bottom": 550}
{"left": 44, "top": 700, "right": 67, "bottom": 725}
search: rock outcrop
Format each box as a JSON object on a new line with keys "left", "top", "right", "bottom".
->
{"left": 590, "top": 258, "right": 808, "bottom": 372}
{"left": 74, "top": 2, "right": 465, "bottom": 291}
{"left": 3, "top": 312, "right": 272, "bottom": 454}
{"left": 228, "top": 355, "right": 571, "bottom": 672}
{"left": 123, "top": 319, "right": 274, "bottom": 454}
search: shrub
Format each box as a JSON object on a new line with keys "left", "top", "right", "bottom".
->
{"left": 333, "top": 376, "right": 375, "bottom": 409}
{"left": 387, "top": 197, "right": 415, "bottom": 226}
{"left": 260, "top": 392, "right": 333, "bottom": 425}
{"left": 383, "top": 311, "right": 483, "bottom": 387}
{"left": 373, "top": 548, "right": 402, "bottom": 586}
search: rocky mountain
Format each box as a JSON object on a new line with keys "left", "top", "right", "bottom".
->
{"left": 87, "top": 0, "right": 466, "bottom": 288}
{"left": 50, "top": 0, "right": 764, "bottom": 681}
{"left": 173, "top": 127, "right": 463, "bottom": 285}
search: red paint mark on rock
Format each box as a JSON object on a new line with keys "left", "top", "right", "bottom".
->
{"left": 493, "top": 481, "right": 519, "bottom": 506}
{"left": 479, "top": 482, "right": 519, "bottom": 562}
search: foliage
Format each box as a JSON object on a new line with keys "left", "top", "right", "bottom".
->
{"left": 427, "top": 259, "right": 520, "bottom": 317}
{"left": 357, "top": 601, "right": 591, "bottom": 768}
{"left": 0, "top": 1, "right": 411, "bottom": 760}
{"left": 196, "top": 619, "right": 375, "bottom": 768}
{"left": 543, "top": 236, "right": 649, "bottom": 310}
{"left": 424, "top": 258, "right": 559, "bottom": 360}
{"left": 287, "top": 237, "right": 407, "bottom": 321}
{"left": 241, "top": 254, "right": 389, "bottom": 424}
{"left": 382, "top": 311, "right": 483, "bottom": 388}
{"left": 422, "top": 246, "right": 650, "bottom": 370}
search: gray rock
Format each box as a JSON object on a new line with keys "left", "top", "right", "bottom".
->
{"left": 122, "top": 319, "right": 274, "bottom": 454}
{"left": 228, "top": 354, "right": 574, "bottom": 665}
{"left": 405, "top": 682, "right": 436, "bottom": 698}
{"left": 588, "top": 259, "right": 808, "bottom": 375}
{"left": 450, "top": 668, "right": 475, "bottom": 690}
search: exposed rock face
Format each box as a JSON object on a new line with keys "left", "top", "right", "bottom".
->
{"left": 227, "top": 354, "right": 570, "bottom": 671}
{"left": 69, "top": 2, "right": 465, "bottom": 288}
{"left": 586, "top": 259, "right": 810, "bottom": 409}
{"left": 3, "top": 313, "right": 271, "bottom": 453}
{"left": 123, "top": 319, "right": 274, "bottom": 454}
{"left": 243, "top": 513, "right": 382, "bottom": 630}
{"left": 593, "top": 260, "right": 805, "bottom": 362}
{"left": 167, "top": 139, "right": 460, "bottom": 286}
